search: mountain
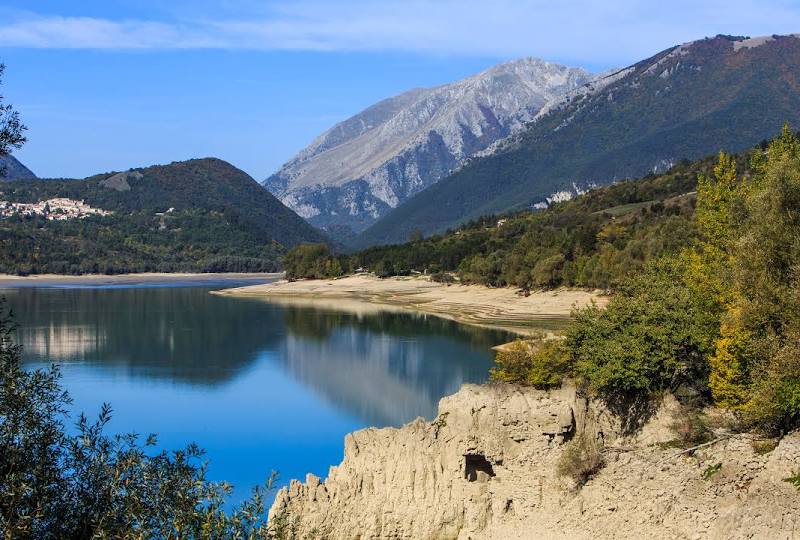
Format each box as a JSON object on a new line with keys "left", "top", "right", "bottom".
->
{"left": 0, "top": 155, "right": 36, "bottom": 179}
{"left": 263, "top": 58, "right": 592, "bottom": 238}
{"left": 0, "top": 158, "right": 327, "bottom": 274}
{"left": 356, "top": 34, "right": 800, "bottom": 247}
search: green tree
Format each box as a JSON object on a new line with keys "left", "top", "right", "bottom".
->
{"left": 566, "top": 259, "right": 714, "bottom": 407}
{"left": 490, "top": 340, "right": 569, "bottom": 389}
{"left": 283, "top": 243, "right": 340, "bottom": 279}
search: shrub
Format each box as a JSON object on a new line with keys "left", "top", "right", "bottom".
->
{"left": 751, "top": 438, "right": 778, "bottom": 455}
{"left": 566, "top": 258, "right": 714, "bottom": 406}
{"left": 702, "top": 463, "right": 722, "bottom": 480}
{"left": 669, "top": 409, "right": 711, "bottom": 447}
{"left": 784, "top": 471, "right": 800, "bottom": 490}
{"left": 490, "top": 339, "right": 569, "bottom": 389}
{"left": 430, "top": 272, "right": 456, "bottom": 284}
{"left": 744, "top": 331, "right": 800, "bottom": 433}
{"left": 556, "top": 433, "right": 604, "bottom": 487}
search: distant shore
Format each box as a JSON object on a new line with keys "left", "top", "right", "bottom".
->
{"left": 214, "top": 274, "right": 607, "bottom": 335}
{"left": 0, "top": 272, "right": 282, "bottom": 288}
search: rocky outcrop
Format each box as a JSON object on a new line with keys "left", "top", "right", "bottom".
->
{"left": 269, "top": 384, "right": 800, "bottom": 539}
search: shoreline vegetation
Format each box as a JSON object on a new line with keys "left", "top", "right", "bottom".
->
{"left": 213, "top": 274, "right": 607, "bottom": 336}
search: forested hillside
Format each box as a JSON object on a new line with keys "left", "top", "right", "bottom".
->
{"left": 0, "top": 158, "right": 327, "bottom": 274}
{"left": 290, "top": 151, "right": 753, "bottom": 289}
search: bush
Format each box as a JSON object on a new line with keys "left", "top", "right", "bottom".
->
{"left": 490, "top": 339, "right": 569, "bottom": 389}
{"left": 744, "top": 331, "right": 800, "bottom": 433}
{"left": 566, "top": 258, "right": 714, "bottom": 406}
{"left": 669, "top": 408, "right": 711, "bottom": 447}
{"left": 430, "top": 272, "right": 456, "bottom": 284}
{"left": 556, "top": 432, "right": 605, "bottom": 487}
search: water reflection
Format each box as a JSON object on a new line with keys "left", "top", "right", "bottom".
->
{"left": 4, "top": 286, "right": 511, "bottom": 427}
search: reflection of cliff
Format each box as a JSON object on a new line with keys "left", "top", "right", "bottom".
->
{"left": 279, "top": 307, "right": 510, "bottom": 426}
{"left": 6, "top": 287, "right": 285, "bottom": 385}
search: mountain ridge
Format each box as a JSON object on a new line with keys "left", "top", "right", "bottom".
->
{"left": 356, "top": 33, "right": 800, "bottom": 247}
{"left": 264, "top": 57, "right": 593, "bottom": 237}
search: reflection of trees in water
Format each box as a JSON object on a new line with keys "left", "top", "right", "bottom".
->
{"left": 7, "top": 287, "right": 285, "bottom": 384}
{"left": 280, "top": 306, "right": 511, "bottom": 426}
{"left": 282, "top": 304, "right": 511, "bottom": 349}
{"left": 6, "top": 288, "right": 510, "bottom": 426}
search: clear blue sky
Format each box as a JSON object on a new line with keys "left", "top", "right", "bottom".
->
{"left": 2, "top": 1, "right": 800, "bottom": 180}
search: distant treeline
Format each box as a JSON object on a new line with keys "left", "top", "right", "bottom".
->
{"left": 285, "top": 153, "right": 752, "bottom": 288}
{"left": 0, "top": 209, "right": 281, "bottom": 275}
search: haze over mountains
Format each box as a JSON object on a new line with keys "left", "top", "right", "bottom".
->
{"left": 263, "top": 58, "right": 592, "bottom": 238}
{"left": 356, "top": 34, "right": 800, "bottom": 246}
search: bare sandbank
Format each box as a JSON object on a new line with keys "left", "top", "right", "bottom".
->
{"left": 214, "top": 274, "right": 607, "bottom": 335}
{"left": 0, "top": 272, "right": 282, "bottom": 288}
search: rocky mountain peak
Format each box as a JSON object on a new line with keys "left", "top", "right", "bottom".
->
{"left": 263, "top": 57, "right": 592, "bottom": 239}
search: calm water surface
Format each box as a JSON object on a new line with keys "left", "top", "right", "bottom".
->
{"left": 2, "top": 281, "right": 511, "bottom": 503}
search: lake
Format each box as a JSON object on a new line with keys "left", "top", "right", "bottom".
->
{"left": 1, "top": 280, "right": 512, "bottom": 504}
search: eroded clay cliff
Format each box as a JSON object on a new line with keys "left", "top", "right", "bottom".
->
{"left": 269, "top": 384, "right": 800, "bottom": 539}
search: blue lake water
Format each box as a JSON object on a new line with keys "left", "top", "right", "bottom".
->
{"left": 2, "top": 281, "right": 512, "bottom": 504}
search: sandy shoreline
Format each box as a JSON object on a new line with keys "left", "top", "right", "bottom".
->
{"left": 0, "top": 272, "right": 282, "bottom": 288}
{"left": 214, "top": 274, "right": 607, "bottom": 335}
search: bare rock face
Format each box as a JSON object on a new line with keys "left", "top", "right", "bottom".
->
{"left": 263, "top": 59, "right": 592, "bottom": 237}
{"left": 269, "top": 384, "right": 800, "bottom": 539}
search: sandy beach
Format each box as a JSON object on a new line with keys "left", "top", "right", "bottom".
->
{"left": 0, "top": 272, "right": 282, "bottom": 288}
{"left": 214, "top": 274, "right": 607, "bottom": 335}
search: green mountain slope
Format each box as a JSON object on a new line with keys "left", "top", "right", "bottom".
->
{"left": 0, "top": 158, "right": 327, "bottom": 274}
{"left": 356, "top": 34, "right": 800, "bottom": 247}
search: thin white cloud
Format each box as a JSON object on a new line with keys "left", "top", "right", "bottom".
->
{"left": 1, "top": 1, "right": 800, "bottom": 65}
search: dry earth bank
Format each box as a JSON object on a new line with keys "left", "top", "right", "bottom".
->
{"left": 214, "top": 274, "right": 606, "bottom": 335}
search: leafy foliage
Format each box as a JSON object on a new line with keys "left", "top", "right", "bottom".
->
{"left": 561, "top": 127, "right": 800, "bottom": 432}
{"left": 566, "top": 258, "right": 715, "bottom": 404}
{"left": 0, "top": 63, "right": 26, "bottom": 178}
{"left": 490, "top": 340, "right": 569, "bottom": 389}
{"left": 489, "top": 128, "right": 800, "bottom": 434}
{"left": 702, "top": 463, "right": 722, "bottom": 480}
{"left": 785, "top": 471, "right": 800, "bottom": 490}
{"left": 283, "top": 243, "right": 344, "bottom": 280}
{"left": 0, "top": 302, "right": 294, "bottom": 539}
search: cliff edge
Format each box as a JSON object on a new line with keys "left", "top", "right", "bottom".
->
{"left": 270, "top": 384, "right": 800, "bottom": 539}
